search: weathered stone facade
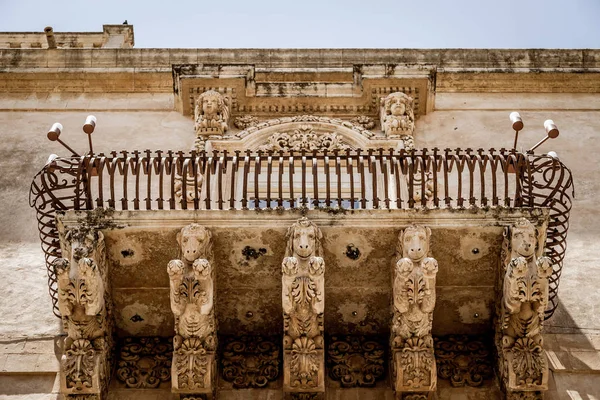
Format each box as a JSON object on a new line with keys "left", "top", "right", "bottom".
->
{"left": 0, "top": 24, "right": 599, "bottom": 400}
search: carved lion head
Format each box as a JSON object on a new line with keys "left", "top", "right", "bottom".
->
{"left": 285, "top": 217, "right": 323, "bottom": 259}
{"left": 177, "top": 223, "right": 212, "bottom": 263}
{"left": 398, "top": 224, "right": 431, "bottom": 262}
{"left": 506, "top": 218, "right": 538, "bottom": 259}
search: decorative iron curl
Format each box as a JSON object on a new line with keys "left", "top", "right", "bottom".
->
{"left": 29, "top": 156, "right": 87, "bottom": 317}
{"left": 521, "top": 154, "right": 574, "bottom": 319}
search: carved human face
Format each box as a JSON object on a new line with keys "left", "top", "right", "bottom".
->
{"left": 512, "top": 225, "right": 536, "bottom": 258}
{"left": 402, "top": 226, "right": 430, "bottom": 261}
{"left": 202, "top": 96, "right": 219, "bottom": 116}
{"left": 292, "top": 226, "right": 317, "bottom": 259}
{"left": 390, "top": 100, "right": 406, "bottom": 116}
{"left": 179, "top": 225, "right": 211, "bottom": 263}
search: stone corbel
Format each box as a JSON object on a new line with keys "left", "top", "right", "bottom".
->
{"left": 168, "top": 224, "right": 216, "bottom": 399}
{"left": 282, "top": 217, "right": 325, "bottom": 399}
{"left": 497, "top": 218, "right": 551, "bottom": 399}
{"left": 55, "top": 227, "right": 112, "bottom": 399}
{"left": 390, "top": 225, "right": 438, "bottom": 400}
{"left": 194, "top": 90, "right": 231, "bottom": 139}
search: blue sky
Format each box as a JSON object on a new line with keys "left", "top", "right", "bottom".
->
{"left": 1, "top": 0, "right": 599, "bottom": 48}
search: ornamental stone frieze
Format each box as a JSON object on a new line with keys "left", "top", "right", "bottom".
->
{"left": 391, "top": 225, "right": 438, "bottom": 399}
{"left": 282, "top": 217, "right": 325, "bottom": 398}
{"left": 496, "top": 218, "right": 551, "bottom": 399}
{"left": 221, "top": 335, "right": 280, "bottom": 389}
{"left": 258, "top": 124, "right": 348, "bottom": 152}
{"left": 55, "top": 227, "right": 112, "bottom": 399}
{"left": 168, "top": 224, "right": 217, "bottom": 398}
{"left": 327, "top": 335, "right": 386, "bottom": 388}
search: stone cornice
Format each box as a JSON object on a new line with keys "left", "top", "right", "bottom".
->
{"left": 1, "top": 48, "right": 599, "bottom": 70}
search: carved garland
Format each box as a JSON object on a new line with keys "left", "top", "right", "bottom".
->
{"left": 258, "top": 124, "right": 349, "bottom": 152}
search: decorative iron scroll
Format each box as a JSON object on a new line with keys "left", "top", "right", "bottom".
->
{"left": 30, "top": 149, "right": 573, "bottom": 319}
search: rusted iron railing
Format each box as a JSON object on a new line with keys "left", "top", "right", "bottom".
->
{"left": 30, "top": 148, "right": 573, "bottom": 318}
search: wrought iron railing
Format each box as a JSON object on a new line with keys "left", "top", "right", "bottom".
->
{"left": 30, "top": 148, "right": 573, "bottom": 318}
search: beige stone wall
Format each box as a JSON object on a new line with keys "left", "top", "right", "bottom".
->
{"left": 1, "top": 49, "right": 600, "bottom": 399}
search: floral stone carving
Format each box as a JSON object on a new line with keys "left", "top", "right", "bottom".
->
{"left": 327, "top": 335, "right": 385, "bottom": 388}
{"left": 350, "top": 115, "right": 376, "bottom": 130}
{"left": 391, "top": 225, "right": 437, "bottom": 398}
{"left": 497, "top": 218, "right": 551, "bottom": 397}
{"left": 282, "top": 217, "right": 325, "bottom": 396}
{"left": 168, "top": 224, "right": 216, "bottom": 397}
{"left": 258, "top": 124, "right": 348, "bottom": 152}
{"left": 234, "top": 115, "right": 258, "bottom": 130}
{"left": 221, "top": 335, "right": 280, "bottom": 389}
{"left": 434, "top": 335, "right": 493, "bottom": 387}
{"left": 194, "top": 90, "right": 230, "bottom": 137}
{"left": 380, "top": 92, "right": 415, "bottom": 140}
{"left": 116, "top": 337, "right": 172, "bottom": 389}
{"left": 55, "top": 227, "right": 112, "bottom": 398}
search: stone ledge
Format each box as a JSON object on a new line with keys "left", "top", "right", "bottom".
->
{"left": 0, "top": 48, "right": 599, "bottom": 70}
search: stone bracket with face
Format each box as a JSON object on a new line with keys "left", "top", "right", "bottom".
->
{"left": 168, "top": 223, "right": 216, "bottom": 397}
{"left": 391, "top": 224, "right": 438, "bottom": 397}
{"left": 282, "top": 217, "right": 326, "bottom": 395}
{"left": 496, "top": 218, "right": 550, "bottom": 396}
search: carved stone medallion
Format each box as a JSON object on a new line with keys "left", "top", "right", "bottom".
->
{"left": 221, "top": 335, "right": 280, "bottom": 389}
{"left": 327, "top": 335, "right": 385, "bottom": 388}
{"left": 116, "top": 337, "right": 173, "bottom": 389}
{"left": 434, "top": 335, "right": 493, "bottom": 387}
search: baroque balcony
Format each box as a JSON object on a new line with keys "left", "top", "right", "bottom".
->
{"left": 29, "top": 146, "right": 573, "bottom": 400}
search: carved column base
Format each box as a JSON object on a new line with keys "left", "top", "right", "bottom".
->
{"left": 283, "top": 347, "right": 325, "bottom": 396}
{"left": 392, "top": 340, "right": 436, "bottom": 399}
{"left": 171, "top": 344, "right": 216, "bottom": 399}
{"left": 500, "top": 341, "right": 548, "bottom": 399}
{"left": 60, "top": 339, "right": 110, "bottom": 398}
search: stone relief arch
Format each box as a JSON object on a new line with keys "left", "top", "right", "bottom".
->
{"left": 204, "top": 116, "right": 408, "bottom": 153}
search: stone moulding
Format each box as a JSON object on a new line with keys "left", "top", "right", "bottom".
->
{"left": 496, "top": 218, "right": 551, "bottom": 398}
{"left": 282, "top": 217, "right": 325, "bottom": 397}
{"left": 391, "top": 225, "right": 438, "bottom": 399}
{"left": 55, "top": 226, "right": 112, "bottom": 399}
{"left": 168, "top": 223, "right": 217, "bottom": 398}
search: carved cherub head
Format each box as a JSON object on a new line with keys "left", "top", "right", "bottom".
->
{"left": 285, "top": 217, "right": 323, "bottom": 259}
{"left": 177, "top": 223, "right": 213, "bottom": 263}
{"left": 398, "top": 224, "right": 431, "bottom": 262}
{"left": 197, "top": 90, "right": 226, "bottom": 118}
{"left": 383, "top": 92, "right": 414, "bottom": 118}
{"left": 506, "top": 218, "right": 537, "bottom": 259}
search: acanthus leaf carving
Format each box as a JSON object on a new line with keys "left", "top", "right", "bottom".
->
{"left": 258, "top": 124, "right": 348, "bottom": 152}
{"left": 391, "top": 225, "right": 437, "bottom": 396}
{"left": 497, "top": 218, "right": 550, "bottom": 397}
{"left": 282, "top": 217, "right": 325, "bottom": 395}
{"left": 169, "top": 223, "right": 216, "bottom": 397}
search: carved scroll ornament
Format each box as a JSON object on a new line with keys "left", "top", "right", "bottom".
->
{"left": 258, "top": 124, "right": 348, "bottom": 152}
{"left": 497, "top": 218, "right": 551, "bottom": 397}
{"left": 168, "top": 224, "right": 216, "bottom": 397}
{"left": 282, "top": 217, "right": 325, "bottom": 396}
{"left": 391, "top": 225, "right": 437, "bottom": 398}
